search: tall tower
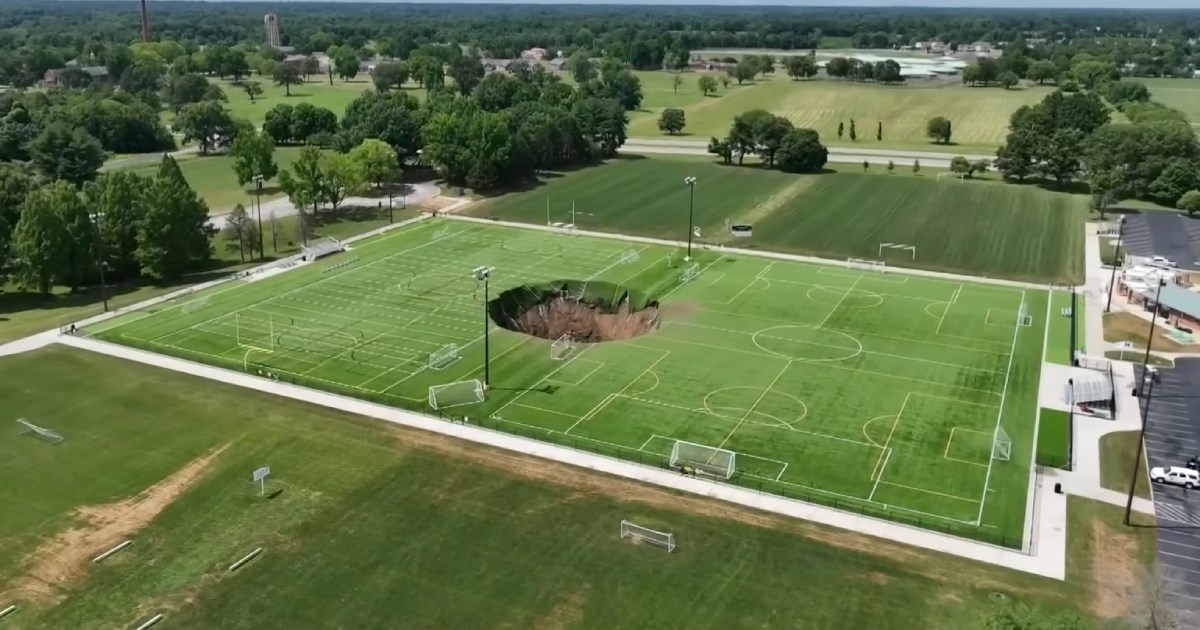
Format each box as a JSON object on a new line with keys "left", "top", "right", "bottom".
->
{"left": 263, "top": 13, "right": 281, "bottom": 48}
{"left": 140, "top": 0, "right": 151, "bottom": 42}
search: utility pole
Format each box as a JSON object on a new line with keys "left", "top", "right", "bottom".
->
{"left": 91, "top": 210, "right": 108, "bottom": 312}
{"left": 1125, "top": 278, "right": 1166, "bottom": 525}
{"left": 254, "top": 175, "right": 265, "bottom": 259}
{"left": 473, "top": 266, "right": 494, "bottom": 388}
{"left": 1105, "top": 215, "right": 1125, "bottom": 313}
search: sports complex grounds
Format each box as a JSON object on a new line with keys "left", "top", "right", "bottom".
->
{"left": 88, "top": 218, "right": 1048, "bottom": 546}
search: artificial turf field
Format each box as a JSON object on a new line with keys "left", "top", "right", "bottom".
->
{"left": 92, "top": 218, "right": 1046, "bottom": 544}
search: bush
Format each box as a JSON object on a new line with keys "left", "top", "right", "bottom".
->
{"left": 776, "top": 128, "right": 828, "bottom": 173}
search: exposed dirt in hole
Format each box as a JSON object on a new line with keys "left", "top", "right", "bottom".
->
{"left": 0, "top": 445, "right": 229, "bottom": 605}
{"left": 499, "top": 296, "right": 659, "bottom": 343}
{"left": 1089, "top": 520, "right": 1143, "bottom": 619}
{"left": 530, "top": 587, "right": 589, "bottom": 630}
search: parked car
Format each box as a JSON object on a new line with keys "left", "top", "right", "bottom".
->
{"left": 1151, "top": 466, "right": 1200, "bottom": 489}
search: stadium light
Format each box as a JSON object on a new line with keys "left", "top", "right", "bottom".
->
{"left": 253, "top": 174, "right": 265, "bottom": 259}
{"left": 1105, "top": 215, "right": 1124, "bottom": 313}
{"left": 88, "top": 209, "right": 108, "bottom": 312}
{"left": 1125, "top": 277, "right": 1167, "bottom": 525}
{"left": 473, "top": 266, "right": 494, "bottom": 388}
{"left": 683, "top": 177, "right": 697, "bottom": 261}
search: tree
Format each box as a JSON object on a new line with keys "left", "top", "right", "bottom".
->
{"left": 707, "top": 136, "right": 733, "bottom": 164}
{"left": 887, "top": 160, "right": 895, "bottom": 173}
{"left": 785, "top": 55, "right": 818, "bottom": 80}
{"left": 776, "top": 128, "right": 828, "bottom": 173}
{"left": 862, "top": 160, "right": 869, "bottom": 172}
{"left": 849, "top": 119, "right": 857, "bottom": 141}
{"left": 279, "top": 145, "right": 324, "bottom": 222}
{"left": 837, "top": 121, "right": 844, "bottom": 140}
{"left": 242, "top": 81, "right": 264, "bottom": 103}
{"left": 569, "top": 51, "right": 595, "bottom": 84}
{"left": 164, "top": 72, "right": 221, "bottom": 113}
{"left": 348, "top": 138, "right": 399, "bottom": 190}
{"left": 1179, "top": 191, "right": 1200, "bottom": 217}
{"left": 962, "top": 64, "right": 983, "bottom": 86}
{"left": 926, "top": 116, "right": 952, "bottom": 144}
{"left": 138, "top": 156, "right": 212, "bottom": 279}
{"left": 372, "top": 62, "right": 409, "bottom": 92}
{"left": 1071, "top": 60, "right": 1117, "bottom": 90}
{"left": 877, "top": 121, "right": 883, "bottom": 141}
{"left": 1033, "top": 129, "right": 1082, "bottom": 187}
{"left": 449, "top": 56, "right": 485, "bottom": 95}
{"left": 731, "top": 62, "right": 756, "bottom": 85}
{"left": 999, "top": 71, "right": 1020, "bottom": 90}
{"left": 913, "top": 159, "right": 920, "bottom": 174}
{"left": 174, "top": 101, "right": 237, "bottom": 154}
{"left": 1027, "top": 60, "right": 1058, "bottom": 85}
{"left": 950, "top": 156, "right": 972, "bottom": 175}
{"left": 12, "top": 182, "right": 74, "bottom": 294}
{"left": 719, "top": 76, "right": 731, "bottom": 90}
{"left": 334, "top": 51, "right": 360, "bottom": 82}
{"left": 994, "top": 129, "right": 1040, "bottom": 182}
{"left": 318, "top": 152, "right": 365, "bottom": 210}
{"left": 1105, "top": 80, "right": 1151, "bottom": 106}
{"left": 1150, "top": 159, "right": 1200, "bottom": 207}
{"left": 672, "top": 74, "right": 683, "bottom": 95}
{"left": 339, "top": 91, "right": 422, "bottom": 161}
{"left": 30, "top": 124, "right": 105, "bottom": 187}
{"left": 826, "top": 57, "right": 851, "bottom": 78}
{"left": 273, "top": 63, "right": 303, "bottom": 96}
{"left": 230, "top": 130, "right": 278, "bottom": 189}
{"left": 86, "top": 171, "right": 149, "bottom": 279}
{"left": 0, "top": 164, "right": 35, "bottom": 270}
{"left": 698, "top": 75, "right": 718, "bottom": 96}
{"left": 222, "top": 203, "right": 253, "bottom": 263}
{"left": 303, "top": 56, "right": 321, "bottom": 79}
{"left": 971, "top": 159, "right": 991, "bottom": 178}
{"left": 657, "top": 108, "right": 686, "bottom": 135}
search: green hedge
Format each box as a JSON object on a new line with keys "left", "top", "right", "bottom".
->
{"left": 1036, "top": 408, "right": 1071, "bottom": 469}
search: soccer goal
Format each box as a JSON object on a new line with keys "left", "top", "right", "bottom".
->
{"left": 235, "top": 313, "right": 276, "bottom": 352}
{"left": 619, "top": 249, "right": 640, "bottom": 265}
{"left": 620, "top": 520, "right": 676, "bottom": 552}
{"left": 847, "top": 258, "right": 887, "bottom": 273}
{"left": 1018, "top": 300, "right": 1032, "bottom": 327}
{"left": 551, "top": 334, "right": 575, "bottom": 360}
{"left": 670, "top": 439, "right": 736, "bottom": 479}
{"left": 16, "top": 418, "right": 64, "bottom": 444}
{"left": 878, "top": 242, "right": 916, "bottom": 260}
{"left": 992, "top": 427, "right": 1012, "bottom": 461}
{"left": 428, "top": 343, "right": 461, "bottom": 370}
{"left": 428, "top": 379, "right": 486, "bottom": 410}
{"left": 181, "top": 295, "right": 210, "bottom": 314}
{"left": 680, "top": 263, "right": 701, "bottom": 283}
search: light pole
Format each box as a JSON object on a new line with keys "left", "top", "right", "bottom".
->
{"left": 1105, "top": 215, "right": 1125, "bottom": 313}
{"left": 387, "top": 174, "right": 394, "bottom": 224}
{"left": 1125, "top": 277, "right": 1167, "bottom": 525}
{"left": 253, "top": 174, "right": 265, "bottom": 259}
{"left": 683, "top": 176, "right": 697, "bottom": 261}
{"left": 90, "top": 210, "right": 108, "bottom": 313}
{"left": 473, "top": 266, "right": 494, "bottom": 388}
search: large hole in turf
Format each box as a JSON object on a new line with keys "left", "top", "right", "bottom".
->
{"left": 488, "top": 280, "right": 660, "bottom": 342}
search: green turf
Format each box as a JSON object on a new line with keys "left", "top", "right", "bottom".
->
{"left": 626, "top": 75, "right": 1058, "bottom": 151}
{"left": 0, "top": 346, "right": 1111, "bottom": 627}
{"left": 91, "top": 219, "right": 1047, "bottom": 545}
{"left": 1099, "top": 430, "right": 1152, "bottom": 500}
{"left": 125, "top": 147, "right": 304, "bottom": 212}
{"left": 1143, "top": 77, "right": 1200, "bottom": 124}
{"left": 1046, "top": 291, "right": 1083, "bottom": 366}
{"left": 472, "top": 157, "right": 1086, "bottom": 283}
{"left": 1035, "top": 408, "right": 1070, "bottom": 469}
{"left": 213, "top": 78, "right": 426, "bottom": 128}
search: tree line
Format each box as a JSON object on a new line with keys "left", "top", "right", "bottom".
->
{"left": 705, "top": 110, "right": 829, "bottom": 174}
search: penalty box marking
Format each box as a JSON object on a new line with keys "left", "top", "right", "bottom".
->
{"left": 545, "top": 359, "right": 606, "bottom": 387}
{"left": 944, "top": 427, "right": 994, "bottom": 468}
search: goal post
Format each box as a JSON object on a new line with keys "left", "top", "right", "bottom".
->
{"left": 620, "top": 520, "right": 676, "bottom": 552}
{"left": 1018, "top": 299, "right": 1032, "bottom": 327}
{"left": 680, "top": 263, "right": 701, "bottom": 283}
{"left": 847, "top": 258, "right": 887, "bottom": 273}
{"left": 550, "top": 334, "right": 575, "bottom": 361}
{"left": 670, "top": 440, "right": 736, "bottom": 479}
{"left": 878, "top": 242, "right": 916, "bottom": 260}
{"left": 235, "top": 313, "right": 276, "bottom": 352}
{"left": 992, "top": 426, "right": 1012, "bottom": 461}
{"left": 428, "top": 379, "right": 486, "bottom": 410}
{"left": 428, "top": 343, "right": 461, "bottom": 370}
{"left": 16, "top": 418, "right": 64, "bottom": 444}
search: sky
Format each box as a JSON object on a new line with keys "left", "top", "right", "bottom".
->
{"left": 147, "top": 0, "right": 1200, "bottom": 7}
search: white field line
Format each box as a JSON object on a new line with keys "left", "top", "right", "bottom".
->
{"left": 716, "top": 359, "right": 792, "bottom": 451}
{"left": 565, "top": 351, "right": 672, "bottom": 435}
{"left": 868, "top": 392, "right": 911, "bottom": 501}
{"left": 817, "top": 273, "right": 864, "bottom": 329}
{"left": 756, "top": 275, "right": 944, "bottom": 303}
{"left": 660, "top": 256, "right": 725, "bottom": 301}
{"left": 935, "top": 284, "right": 961, "bottom": 335}
{"left": 490, "top": 344, "right": 599, "bottom": 419}
{"left": 976, "top": 291, "right": 1024, "bottom": 525}
{"left": 723, "top": 262, "right": 775, "bottom": 305}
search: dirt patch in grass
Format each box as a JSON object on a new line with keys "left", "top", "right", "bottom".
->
{"left": 531, "top": 587, "right": 589, "bottom": 630}
{"left": 0, "top": 445, "right": 229, "bottom": 604}
{"left": 1088, "top": 520, "right": 1143, "bottom": 619}
{"left": 730, "top": 177, "right": 815, "bottom": 228}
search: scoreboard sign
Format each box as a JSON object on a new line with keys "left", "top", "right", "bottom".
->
{"left": 730, "top": 224, "right": 753, "bottom": 237}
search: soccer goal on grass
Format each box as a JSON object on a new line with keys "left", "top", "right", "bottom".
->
{"left": 847, "top": 258, "right": 887, "bottom": 273}
{"left": 428, "top": 343, "right": 461, "bottom": 370}
{"left": 619, "top": 249, "right": 640, "bottom": 265}
{"left": 235, "top": 313, "right": 276, "bottom": 352}
{"left": 428, "top": 379, "right": 485, "bottom": 410}
{"left": 992, "top": 427, "right": 1012, "bottom": 461}
{"left": 680, "top": 263, "right": 701, "bottom": 283}
{"left": 620, "top": 520, "right": 676, "bottom": 552}
{"left": 16, "top": 418, "right": 64, "bottom": 444}
{"left": 1018, "top": 300, "right": 1032, "bottom": 327}
{"left": 551, "top": 334, "right": 575, "bottom": 360}
{"left": 670, "top": 440, "right": 736, "bottom": 479}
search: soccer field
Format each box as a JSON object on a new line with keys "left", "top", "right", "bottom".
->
{"left": 92, "top": 219, "right": 1046, "bottom": 544}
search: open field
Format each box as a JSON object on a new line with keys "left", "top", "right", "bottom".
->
{"left": 1036, "top": 408, "right": 1070, "bottom": 469}
{"left": 627, "top": 75, "right": 1056, "bottom": 151}
{"left": 125, "top": 147, "right": 303, "bottom": 212}
{"left": 1143, "top": 77, "right": 1200, "bottom": 124}
{"left": 213, "top": 78, "right": 427, "bottom": 128}
{"left": 472, "top": 157, "right": 1086, "bottom": 282}
{"left": 91, "top": 219, "right": 1046, "bottom": 544}
{"left": 0, "top": 346, "right": 1154, "bottom": 627}
{"left": 1100, "top": 430, "right": 1152, "bottom": 500}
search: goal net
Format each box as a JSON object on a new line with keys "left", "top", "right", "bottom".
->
{"left": 670, "top": 439, "right": 736, "bottom": 479}
{"left": 847, "top": 258, "right": 887, "bottom": 273}
{"left": 551, "top": 334, "right": 575, "bottom": 361}
{"left": 992, "top": 427, "right": 1012, "bottom": 461}
{"left": 680, "top": 263, "right": 701, "bottom": 283}
{"left": 235, "top": 313, "right": 276, "bottom": 352}
{"left": 16, "top": 418, "right": 64, "bottom": 444}
{"left": 428, "top": 379, "right": 485, "bottom": 410}
{"left": 1018, "top": 300, "right": 1032, "bottom": 327}
{"left": 428, "top": 343, "right": 461, "bottom": 370}
{"left": 620, "top": 520, "right": 676, "bottom": 552}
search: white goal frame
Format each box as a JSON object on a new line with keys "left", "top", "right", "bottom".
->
{"left": 181, "top": 296, "right": 210, "bottom": 314}
{"left": 680, "top": 263, "right": 701, "bottom": 283}
{"left": 428, "top": 343, "right": 461, "bottom": 370}
{"left": 428, "top": 379, "right": 486, "bottom": 410}
{"left": 1018, "top": 300, "right": 1032, "bottom": 327}
{"left": 620, "top": 520, "right": 676, "bottom": 552}
{"left": 619, "top": 249, "right": 640, "bottom": 265}
{"left": 670, "top": 439, "right": 736, "bottom": 479}
{"left": 16, "top": 418, "right": 65, "bottom": 444}
{"left": 551, "top": 334, "right": 575, "bottom": 361}
{"left": 847, "top": 258, "right": 887, "bottom": 273}
{"left": 878, "top": 242, "right": 916, "bottom": 260}
{"left": 937, "top": 172, "right": 966, "bottom": 183}
{"left": 993, "top": 426, "right": 1012, "bottom": 461}
{"left": 235, "top": 313, "right": 276, "bottom": 352}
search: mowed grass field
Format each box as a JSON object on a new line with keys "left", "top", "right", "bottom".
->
{"left": 627, "top": 75, "right": 1055, "bottom": 150}
{"left": 0, "top": 346, "right": 1130, "bottom": 628}
{"left": 125, "top": 147, "right": 304, "bottom": 212}
{"left": 474, "top": 157, "right": 1086, "bottom": 283}
{"left": 1143, "top": 77, "right": 1200, "bottom": 125}
{"left": 211, "top": 78, "right": 424, "bottom": 128}
{"left": 91, "top": 219, "right": 1046, "bottom": 544}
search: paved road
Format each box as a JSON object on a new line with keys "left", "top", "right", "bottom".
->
{"left": 207, "top": 182, "right": 441, "bottom": 231}
{"left": 622, "top": 138, "right": 993, "bottom": 169}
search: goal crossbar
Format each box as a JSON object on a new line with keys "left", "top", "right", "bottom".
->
{"left": 428, "top": 379, "right": 485, "bottom": 410}
{"left": 680, "top": 263, "right": 701, "bottom": 283}
{"left": 551, "top": 334, "right": 575, "bottom": 360}
{"left": 992, "top": 426, "right": 1012, "bottom": 461}
{"left": 620, "top": 520, "right": 676, "bottom": 552}
{"left": 670, "top": 439, "right": 736, "bottom": 479}
{"left": 428, "top": 343, "right": 461, "bottom": 370}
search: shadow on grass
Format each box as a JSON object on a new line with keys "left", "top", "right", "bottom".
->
{"left": 0, "top": 267, "right": 239, "bottom": 318}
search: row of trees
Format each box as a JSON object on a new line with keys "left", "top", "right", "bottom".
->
{"left": 706, "top": 110, "right": 828, "bottom": 173}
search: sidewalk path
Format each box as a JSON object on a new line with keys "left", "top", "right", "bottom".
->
{"left": 207, "top": 183, "right": 441, "bottom": 231}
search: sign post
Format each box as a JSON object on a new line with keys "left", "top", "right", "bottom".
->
{"left": 252, "top": 466, "right": 271, "bottom": 496}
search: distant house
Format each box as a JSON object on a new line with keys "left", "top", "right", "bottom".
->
{"left": 548, "top": 57, "right": 568, "bottom": 71}
{"left": 482, "top": 58, "right": 517, "bottom": 74}
{"left": 970, "top": 41, "right": 993, "bottom": 53}
{"left": 282, "top": 54, "right": 309, "bottom": 72}
{"left": 521, "top": 47, "right": 548, "bottom": 61}
{"left": 1194, "top": 69, "right": 1200, "bottom": 79}
{"left": 41, "top": 65, "right": 108, "bottom": 87}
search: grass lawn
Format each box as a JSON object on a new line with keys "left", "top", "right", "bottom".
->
{"left": 1100, "top": 238, "right": 1125, "bottom": 266}
{"left": 1143, "top": 77, "right": 1200, "bottom": 124}
{"left": 627, "top": 75, "right": 1056, "bottom": 151}
{"left": 472, "top": 157, "right": 1085, "bottom": 282}
{"left": 91, "top": 219, "right": 1046, "bottom": 545}
{"left": 1046, "top": 291, "right": 1083, "bottom": 366}
{"left": 1105, "top": 350, "right": 1174, "bottom": 367}
{"left": 1036, "top": 408, "right": 1071, "bottom": 469}
{"left": 0, "top": 346, "right": 1154, "bottom": 627}
{"left": 214, "top": 77, "right": 425, "bottom": 127}
{"left": 1103, "top": 312, "right": 1200, "bottom": 354}
{"left": 1099, "top": 430, "right": 1152, "bottom": 500}
{"left": 125, "top": 147, "right": 304, "bottom": 212}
